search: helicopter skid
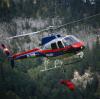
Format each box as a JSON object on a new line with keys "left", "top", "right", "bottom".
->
{"left": 40, "top": 51, "right": 84, "bottom": 72}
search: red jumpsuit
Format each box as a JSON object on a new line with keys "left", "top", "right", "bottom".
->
{"left": 60, "top": 80, "right": 75, "bottom": 91}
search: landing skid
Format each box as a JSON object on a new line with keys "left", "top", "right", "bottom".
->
{"left": 40, "top": 51, "right": 84, "bottom": 72}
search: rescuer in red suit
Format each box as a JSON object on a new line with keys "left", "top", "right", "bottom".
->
{"left": 60, "top": 80, "right": 75, "bottom": 91}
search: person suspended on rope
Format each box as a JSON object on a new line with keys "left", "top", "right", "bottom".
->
{"left": 60, "top": 79, "right": 75, "bottom": 91}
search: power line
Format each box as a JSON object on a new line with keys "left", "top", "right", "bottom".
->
{"left": 55, "top": 13, "right": 100, "bottom": 29}
{"left": 2, "top": 13, "right": 100, "bottom": 40}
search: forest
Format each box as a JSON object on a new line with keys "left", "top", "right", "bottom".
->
{"left": 0, "top": 0, "right": 100, "bottom": 99}
{"left": 0, "top": 0, "right": 100, "bottom": 22}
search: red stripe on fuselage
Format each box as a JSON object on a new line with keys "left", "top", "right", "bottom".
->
{"left": 13, "top": 48, "right": 40, "bottom": 58}
{"left": 12, "top": 41, "right": 84, "bottom": 59}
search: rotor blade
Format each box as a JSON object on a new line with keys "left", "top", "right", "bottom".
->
{"left": 6, "top": 32, "right": 38, "bottom": 40}
{"left": 6, "top": 28, "right": 50, "bottom": 40}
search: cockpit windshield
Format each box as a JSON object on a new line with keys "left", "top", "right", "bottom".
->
{"left": 63, "top": 36, "right": 80, "bottom": 46}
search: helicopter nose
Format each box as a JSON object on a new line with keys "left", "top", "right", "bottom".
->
{"left": 72, "top": 42, "right": 85, "bottom": 50}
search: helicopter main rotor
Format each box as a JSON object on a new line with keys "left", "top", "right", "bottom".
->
{"left": 5, "top": 13, "right": 100, "bottom": 40}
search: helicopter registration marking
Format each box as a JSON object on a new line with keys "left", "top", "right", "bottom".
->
{"left": 46, "top": 53, "right": 53, "bottom": 56}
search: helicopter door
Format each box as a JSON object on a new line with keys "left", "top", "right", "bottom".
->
{"left": 57, "top": 41, "right": 64, "bottom": 48}
{"left": 51, "top": 43, "right": 58, "bottom": 49}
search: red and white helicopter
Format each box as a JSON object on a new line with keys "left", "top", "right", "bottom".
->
{"left": 0, "top": 26, "right": 85, "bottom": 70}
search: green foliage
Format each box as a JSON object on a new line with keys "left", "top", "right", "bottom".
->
{"left": 0, "top": 91, "right": 21, "bottom": 99}
{"left": 1, "top": 36, "right": 100, "bottom": 99}
{"left": 0, "top": 0, "right": 100, "bottom": 24}
{"left": 0, "top": 39, "right": 100, "bottom": 99}
{"left": 0, "top": 0, "right": 100, "bottom": 99}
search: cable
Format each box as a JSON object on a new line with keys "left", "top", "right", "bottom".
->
{"left": 55, "top": 13, "right": 100, "bottom": 29}
{"left": 2, "top": 13, "right": 100, "bottom": 40}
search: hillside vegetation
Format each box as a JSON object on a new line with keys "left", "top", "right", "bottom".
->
{"left": 0, "top": 0, "right": 100, "bottom": 99}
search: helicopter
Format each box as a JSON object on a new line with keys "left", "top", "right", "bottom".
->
{"left": 0, "top": 26, "right": 85, "bottom": 70}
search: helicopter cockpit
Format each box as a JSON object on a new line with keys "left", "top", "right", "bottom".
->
{"left": 42, "top": 34, "right": 64, "bottom": 50}
{"left": 43, "top": 35, "right": 81, "bottom": 50}
{"left": 43, "top": 38, "right": 65, "bottom": 50}
{"left": 63, "top": 35, "right": 80, "bottom": 46}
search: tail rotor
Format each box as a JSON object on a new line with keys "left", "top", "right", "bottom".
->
{"left": 0, "top": 44, "right": 15, "bottom": 68}
{"left": 1, "top": 44, "right": 10, "bottom": 56}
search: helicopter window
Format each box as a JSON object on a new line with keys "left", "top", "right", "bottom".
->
{"left": 64, "top": 38, "right": 73, "bottom": 45}
{"left": 57, "top": 41, "right": 64, "bottom": 48}
{"left": 43, "top": 44, "right": 51, "bottom": 49}
{"left": 64, "top": 36, "right": 80, "bottom": 45}
{"left": 63, "top": 40, "right": 70, "bottom": 46}
{"left": 70, "top": 36, "right": 80, "bottom": 42}
{"left": 51, "top": 43, "right": 58, "bottom": 49}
